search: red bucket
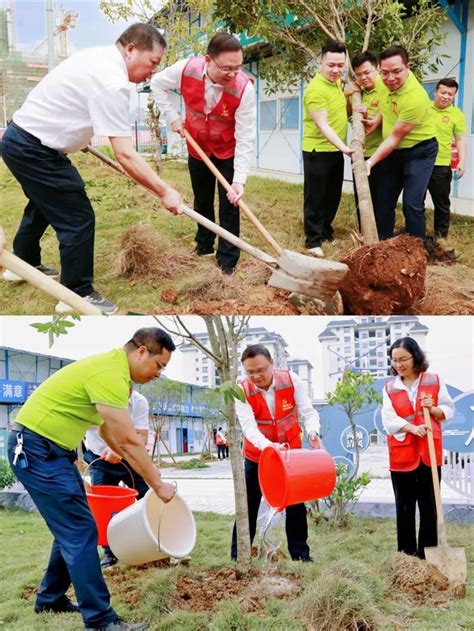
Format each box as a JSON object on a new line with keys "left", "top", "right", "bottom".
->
{"left": 258, "top": 446, "right": 336, "bottom": 512}
{"left": 86, "top": 485, "right": 138, "bottom": 545}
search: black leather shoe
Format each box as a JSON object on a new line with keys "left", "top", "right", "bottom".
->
{"left": 100, "top": 554, "right": 118, "bottom": 570}
{"left": 194, "top": 246, "right": 215, "bottom": 256}
{"left": 34, "top": 596, "right": 80, "bottom": 614}
{"left": 220, "top": 266, "right": 236, "bottom": 276}
{"left": 84, "top": 620, "right": 150, "bottom": 630}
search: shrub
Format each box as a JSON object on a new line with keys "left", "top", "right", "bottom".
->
{"left": 0, "top": 460, "right": 16, "bottom": 489}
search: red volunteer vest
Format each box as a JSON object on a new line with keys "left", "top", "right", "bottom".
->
{"left": 385, "top": 372, "right": 442, "bottom": 472}
{"left": 180, "top": 56, "right": 250, "bottom": 160}
{"left": 241, "top": 369, "right": 302, "bottom": 463}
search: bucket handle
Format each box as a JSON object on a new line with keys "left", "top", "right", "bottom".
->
{"left": 157, "top": 480, "right": 178, "bottom": 553}
{"left": 81, "top": 457, "right": 136, "bottom": 490}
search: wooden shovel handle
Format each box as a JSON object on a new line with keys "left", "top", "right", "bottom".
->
{"left": 423, "top": 405, "right": 446, "bottom": 538}
{"left": 0, "top": 250, "right": 101, "bottom": 315}
{"left": 182, "top": 129, "right": 283, "bottom": 257}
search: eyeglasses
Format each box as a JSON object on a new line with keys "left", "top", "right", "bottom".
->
{"left": 245, "top": 365, "right": 271, "bottom": 377}
{"left": 131, "top": 340, "right": 167, "bottom": 372}
{"left": 210, "top": 56, "right": 243, "bottom": 74}
{"left": 391, "top": 355, "right": 413, "bottom": 366}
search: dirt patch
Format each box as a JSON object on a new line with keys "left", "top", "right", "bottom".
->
{"left": 413, "top": 264, "right": 474, "bottom": 314}
{"left": 390, "top": 553, "right": 464, "bottom": 604}
{"left": 175, "top": 566, "right": 300, "bottom": 612}
{"left": 340, "top": 235, "right": 427, "bottom": 314}
{"left": 104, "top": 566, "right": 143, "bottom": 606}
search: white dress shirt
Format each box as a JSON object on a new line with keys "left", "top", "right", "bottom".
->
{"left": 14, "top": 46, "right": 131, "bottom": 153}
{"left": 382, "top": 374, "right": 454, "bottom": 442}
{"left": 235, "top": 371, "right": 320, "bottom": 452}
{"left": 150, "top": 58, "right": 256, "bottom": 184}
{"left": 85, "top": 390, "right": 150, "bottom": 455}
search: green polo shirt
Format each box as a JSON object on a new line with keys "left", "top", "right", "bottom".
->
{"left": 379, "top": 71, "right": 436, "bottom": 149}
{"left": 16, "top": 348, "right": 131, "bottom": 450}
{"left": 361, "top": 75, "right": 384, "bottom": 157}
{"left": 431, "top": 102, "right": 467, "bottom": 166}
{"left": 303, "top": 73, "right": 348, "bottom": 152}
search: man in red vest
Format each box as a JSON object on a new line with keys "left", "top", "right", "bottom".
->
{"left": 382, "top": 337, "right": 454, "bottom": 558}
{"left": 151, "top": 33, "right": 256, "bottom": 275}
{"left": 230, "top": 344, "right": 322, "bottom": 562}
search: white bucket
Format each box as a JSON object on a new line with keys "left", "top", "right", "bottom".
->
{"left": 107, "top": 489, "right": 196, "bottom": 565}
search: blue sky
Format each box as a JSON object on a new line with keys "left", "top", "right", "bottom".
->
{"left": 7, "top": 1, "right": 131, "bottom": 52}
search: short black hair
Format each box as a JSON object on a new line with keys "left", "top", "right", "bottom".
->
{"left": 389, "top": 337, "right": 428, "bottom": 376}
{"left": 352, "top": 50, "right": 378, "bottom": 70}
{"left": 379, "top": 45, "right": 409, "bottom": 65}
{"left": 125, "top": 327, "right": 176, "bottom": 355}
{"left": 436, "top": 78, "right": 459, "bottom": 92}
{"left": 117, "top": 23, "right": 167, "bottom": 50}
{"left": 207, "top": 32, "right": 242, "bottom": 57}
{"left": 241, "top": 344, "right": 272, "bottom": 363}
{"left": 321, "top": 39, "right": 346, "bottom": 56}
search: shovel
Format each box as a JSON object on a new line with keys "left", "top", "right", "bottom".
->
{"left": 182, "top": 129, "right": 347, "bottom": 297}
{"left": 423, "top": 405, "right": 467, "bottom": 587}
{"left": 0, "top": 250, "right": 101, "bottom": 314}
{"left": 86, "top": 145, "right": 348, "bottom": 301}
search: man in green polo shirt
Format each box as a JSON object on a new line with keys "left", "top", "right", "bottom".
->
{"left": 366, "top": 45, "right": 438, "bottom": 240}
{"left": 426, "top": 78, "right": 467, "bottom": 237}
{"left": 302, "top": 39, "right": 353, "bottom": 258}
{"left": 347, "top": 51, "right": 384, "bottom": 232}
{"left": 8, "top": 327, "right": 176, "bottom": 631}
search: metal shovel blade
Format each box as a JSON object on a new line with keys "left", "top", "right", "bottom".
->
{"left": 425, "top": 544, "right": 467, "bottom": 587}
{"left": 277, "top": 250, "right": 349, "bottom": 301}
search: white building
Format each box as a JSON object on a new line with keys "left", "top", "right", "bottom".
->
{"left": 318, "top": 316, "right": 429, "bottom": 392}
{"left": 287, "top": 358, "right": 314, "bottom": 399}
{"left": 180, "top": 326, "right": 315, "bottom": 395}
{"left": 158, "top": 1, "right": 473, "bottom": 216}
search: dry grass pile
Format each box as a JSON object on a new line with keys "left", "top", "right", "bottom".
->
{"left": 295, "top": 570, "right": 378, "bottom": 631}
{"left": 390, "top": 552, "right": 463, "bottom": 605}
{"left": 114, "top": 224, "right": 195, "bottom": 280}
{"left": 413, "top": 264, "right": 474, "bottom": 314}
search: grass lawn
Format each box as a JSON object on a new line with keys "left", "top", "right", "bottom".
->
{"left": 0, "top": 507, "right": 473, "bottom": 630}
{"left": 1, "top": 156, "right": 473, "bottom": 315}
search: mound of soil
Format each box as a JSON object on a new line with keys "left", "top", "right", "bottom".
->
{"left": 390, "top": 553, "right": 464, "bottom": 604}
{"left": 176, "top": 566, "right": 300, "bottom": 612}
{"left": 340, "top": 235, "right": 427, "bottom": 314}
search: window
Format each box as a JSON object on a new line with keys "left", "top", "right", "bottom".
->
{"left": 260, "top": 100, "right": 277, "bottom": 131}
{"left": 280, "top": 97, "right": 299, "bottom": 130}
{"left": 202, "top": 366, "right": 208, "bottom": 373}
{"left": 344, "top": 346, "right": 351, "bottom": 353}
{"left": 344, "top": 336, "right": 350, "bottom": 342}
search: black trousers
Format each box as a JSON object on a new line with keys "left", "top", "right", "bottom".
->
{"left": 217, "top": 444, "right": 226, "bottom": 460}
{"left": 188, "top": 153, "right": 240, "bottom": 269}
{"left": 353, "top": 157, "right": 383, "bottom": 236}
{"left": 303, "top": 150, "right": 344, "bottom": 248}
{"left": 427, "top": 166, "right": 452, "bottom": 237}
{"left": 375, "top": 137, "right": 438, "bottom": 240}
{"left": 230, "top": 458, "right": 310, "bottom": 560}
{"left": 1, "top": 122, "right": 95, "bottom": 295}
{"left": 390, "top": 462, "right": 440, "bottom": 559}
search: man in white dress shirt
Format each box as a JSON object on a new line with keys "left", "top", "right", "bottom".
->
{"left": 84, "top": 389, "right": 150, "bottom": 569}
{"left": 1, "top": 23, "right": 181, "bottom": 313}
{"left": 230, "top": 344, "right": 322, "bottom": 562}
{"left": 151, "top": 32, "right": 256, "bottom": 275}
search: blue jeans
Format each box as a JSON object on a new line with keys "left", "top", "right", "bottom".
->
{"left": 0, "top": 122, "right": 95, "bottom": 295}
{"left": 376, "top": 137, "right": 438, "bottom": 239}
{"left": 7, "top": 428, "right": 118, "bottom": 628}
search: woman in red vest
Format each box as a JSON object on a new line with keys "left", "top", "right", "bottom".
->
{"left": 382, "top": 337, "right": 454, "bottom": 559}
{"left": 151, "top": 32, "right": 256, "bottom": 275}
{"left": 230, "top": 344, "right": 322, "bottom": 562}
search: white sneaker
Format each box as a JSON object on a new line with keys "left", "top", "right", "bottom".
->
{"left": 307, "top": 246, "right": 325, "bottom": 258}
{"left": 56, "top": 291, "right": 118, "bottom": 315}
{"left": 2, "top": 264, "right": 59, "bottom": 282}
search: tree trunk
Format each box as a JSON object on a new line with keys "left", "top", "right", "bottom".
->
{"left": 226, "top": 402, "right": 252, "bottom": 576}
{"left": 146, "top": 94, "right": 162, "bottom": 175}
{"left": 350, "top": 92, "right": 379, "bottom": 245}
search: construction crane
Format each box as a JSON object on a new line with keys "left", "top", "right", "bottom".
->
{"left": 30, "top": 4, "right": 78, "bottom": 61}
